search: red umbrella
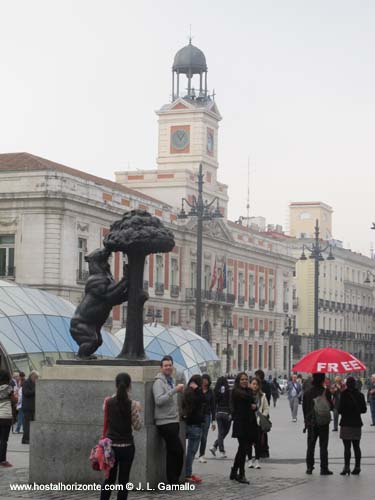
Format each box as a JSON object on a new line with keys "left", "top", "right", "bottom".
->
{"left": 292, "top": 347, "right": 366, "bottom": 374}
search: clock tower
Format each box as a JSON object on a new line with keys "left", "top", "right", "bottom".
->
{"left": 156, "top": 39, "right": 221, "bottom": 182}
{"left": 115, "top": 40, "right": 228, "bottom": 215}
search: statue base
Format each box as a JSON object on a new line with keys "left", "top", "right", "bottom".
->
{"left": 29, "top": 361, "right": 185, "bottom": 486}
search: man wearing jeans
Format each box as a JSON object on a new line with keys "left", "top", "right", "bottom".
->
{"left": 153, "top": 356, "right": 184, "bottom": 485}
{"left": 368, "top": 374, "right": 375, "bottom": 426}
{"left": 287, "top": 374, "right": 302, "bottom": 422}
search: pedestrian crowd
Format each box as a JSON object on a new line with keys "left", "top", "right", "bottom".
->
{"left": 0, "top": 361, "right": 372, "bottom": 500}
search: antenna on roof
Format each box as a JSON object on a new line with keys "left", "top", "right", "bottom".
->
{"left": 246, "top": 157, "right": 250, "bottom": 226}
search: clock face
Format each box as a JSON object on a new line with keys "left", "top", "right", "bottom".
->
{"left": 207, "top": 129, "right": 214, "bottom": 155}
{"left": 171, "top": 129, "right": 190, "bottom": 150}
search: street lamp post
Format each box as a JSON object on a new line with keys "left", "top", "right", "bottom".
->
{"left": 299, "top": 219, "right": 334, "bottom": 351}
{"left": 178, "top": 163, "right": 223, "bottom": 336}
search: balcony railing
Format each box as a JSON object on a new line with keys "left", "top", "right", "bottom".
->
{"left": 170, "top": 285, "right": 180, "bottom": 298}
{"left": 269, "top": 300, "right": 275, "bottom": 311}
{"left": 0, "top": 266, "right": 16, "bottom": 279}
{"left": 259, "top": 299, "right": 265, "bottom": 310}
{"left": 249, "top": 297, "right": 255, "bottom": 308}
{"left": 143, "top": 280, "right": 149, "bottom": 291}
{"left": 259, "top": 329, "right": 265, "bottom": 338}
{"left": 283, "top": 302, "right": 289, "bottom": 312}
{"left": 249, "top": 328, "right": 255, "bottom": 337}
{"left": 238, "top": 295, "right": 245, "bottom": 306}
{"left": 185, "top": 288, "right": 235, "bottom": 304}
{"left": 238, "top": 327, "right": 245, "bottom": 337}
{"left": 76, "top": 269, "right": 89, "bottom": 283}
{"left": 155, "top": 282, "right": 165, "bottom": 296}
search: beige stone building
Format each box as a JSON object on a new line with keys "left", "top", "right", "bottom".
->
{"left": 289, "top": 203, "right": 375, "bottom": 373}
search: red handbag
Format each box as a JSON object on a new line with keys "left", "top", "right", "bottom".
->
{"left": 90, "top": 397, "right": 110, "bottom": 471}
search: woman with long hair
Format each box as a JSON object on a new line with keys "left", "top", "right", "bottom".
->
{"left": 338, "top": 376, "right": 367, "bottom": 475}
{"left": 230, "top": 372, "right": 256, "bottom": 484}
{"left": 210, "top": 376, "right": 231, "bottom": 458}
{"left": 100, "top": 373, "right": 142, "bottom": 500}
{"left": 198, "top": 374, "right": 216, "bottom": 463}
{"left": 247, "top": 377, "right": 269, "bottom": 470}
{"left": 182, "top": 374, "right": 204, "bottom": 483}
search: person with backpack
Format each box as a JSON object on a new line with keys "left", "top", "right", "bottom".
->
{"left": 338, "top": 376, "right": 367, "bottom": 475}
{"left": 302, "top": 372, "right": 333, "bottom": 475}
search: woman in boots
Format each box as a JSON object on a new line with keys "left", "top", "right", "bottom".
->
{"left": 338, "top": 376, "right": 367, "bottom": 475}
{"left": 230, "top": 372, "right": 256, "bottom": 484}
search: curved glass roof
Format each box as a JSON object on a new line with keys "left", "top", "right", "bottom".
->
{"left": 0, "top": 281, "right": 220, "bottom": 379}
{"left": 0, "top": 280, "right": 120, "bottom": 362}
{"left": 116, "top": 325, "right": 220, "bottom": 380}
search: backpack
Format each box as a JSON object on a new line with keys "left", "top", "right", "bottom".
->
{"left": 312, "top": 394, "right": 331, "bottom": 426}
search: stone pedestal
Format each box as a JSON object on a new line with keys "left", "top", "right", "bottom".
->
{"left": 29, "top": 360, "right": 184, "bottom": 487}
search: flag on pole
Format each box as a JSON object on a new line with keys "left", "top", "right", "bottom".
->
{"left": 210, "top": 258, "right": 217, "bottom": 289}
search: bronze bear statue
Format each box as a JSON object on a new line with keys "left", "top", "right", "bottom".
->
{"left": 70, "top": 248, "right": 128, "bottom": 359}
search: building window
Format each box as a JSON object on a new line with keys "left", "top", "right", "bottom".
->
{"left": 249, "top": 274, "right": 254, "bottom": 300}
{"left": 238, "top": 272, "right": 244, "bottom": 297}
{"left": 248, "top": 344, "right": 253, "bottom": 370}
{"left": 77, "top": 238, "right": 88, "bottom": 282}
{"left": 268, "top": 278, "right": 274, "bottom": 302}
{"left": 227, "top": 270, "right": 233, "bottom": 294}
{"left": 268, "top": 345, "right": 273, "bottom": 370}
{"left": 238, "top": 344, "right": 243, "bottom": 371}
{"left": 171, "top": 310, "right": 177, "bottom": 326}
{"left": 259, "top": 276, "right": 264, "bottom": 302}
{"left": 204, "top": 265, "right": 211, "bottom": 290}
{"left": 258, "top": 345, "right": 263, "bottom": 369}
{"left": 155, "top": 255, "right": 164, "bottom": 284}
{"left": 0, "top": 235, "right": 15, "bottom": 278}
{"left": 171, "top": 258, "right": 178, "bottom": 287}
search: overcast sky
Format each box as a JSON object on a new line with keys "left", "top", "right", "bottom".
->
{"left": 1, "top": 1, "right": 374, "bottom": 255}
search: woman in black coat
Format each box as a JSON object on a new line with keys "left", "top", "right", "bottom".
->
{"left": 338, "top": 376, "right": 367, "bottom": 475}
{"left": 230, "top": 372, "right": 256, "bottom": 484}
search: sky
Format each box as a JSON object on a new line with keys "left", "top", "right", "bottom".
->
{"left": 1, "top": 1, "right": 375, "bottom": 254}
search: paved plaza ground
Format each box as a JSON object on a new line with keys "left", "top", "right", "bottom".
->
{"left": 0, "top": 395, "right": 374, "bottom": 500}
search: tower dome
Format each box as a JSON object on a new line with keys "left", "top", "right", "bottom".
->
{"left": 171, "top": 39, "right": 208, "bottom": 101}
{"left": 172, "top": 41, "right": 207, "bottom": 75}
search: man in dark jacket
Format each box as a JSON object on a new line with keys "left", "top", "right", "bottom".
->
{"left": 21, "top": 371, "right": 39, "bottom": 445}
{"left": 303, "top": 372, "right": 333, "bottom": 475}
{"left": 254, "top": 370, "right": 271, "bottom": 458}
